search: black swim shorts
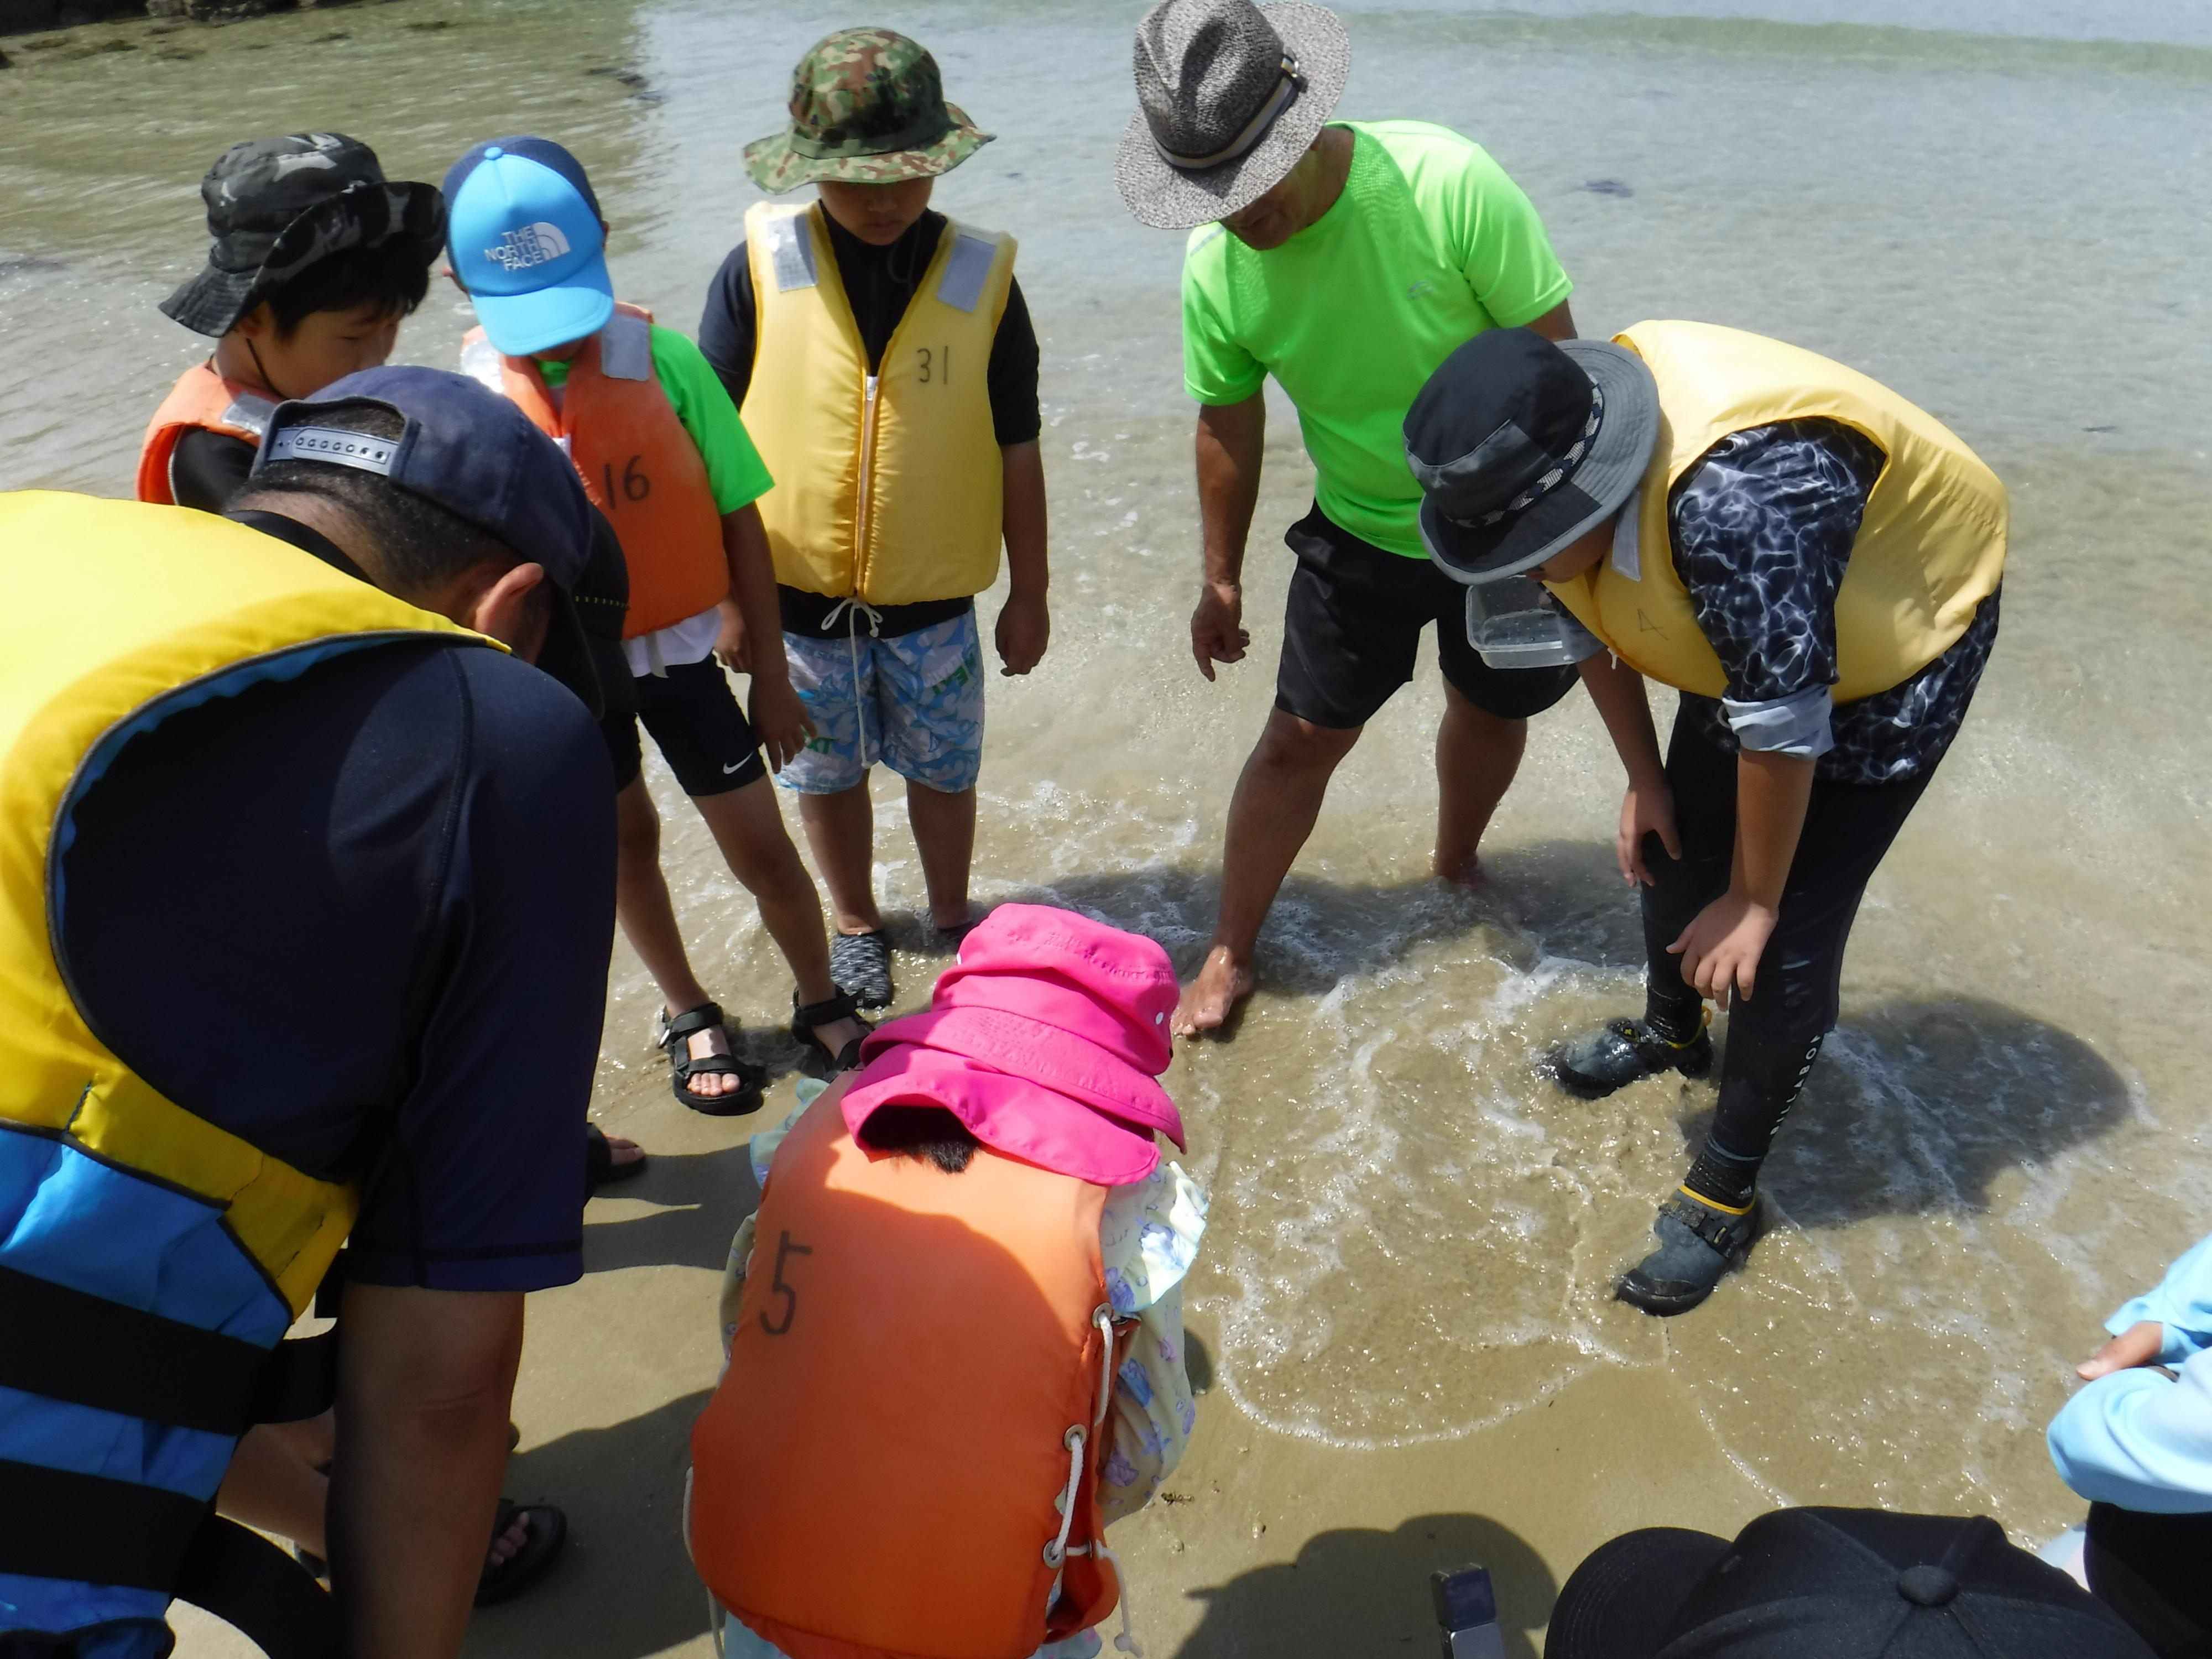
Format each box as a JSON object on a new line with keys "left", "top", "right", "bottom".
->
{"left": 1275, "top": 504, "right": 1579, "bottom": 731}
{"left": 601, "top": 655, "right": 765, "bottom": 797}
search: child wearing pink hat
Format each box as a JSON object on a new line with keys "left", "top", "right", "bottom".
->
{"left": 689, "top": 905, "right": 1207, "bottom": 1659}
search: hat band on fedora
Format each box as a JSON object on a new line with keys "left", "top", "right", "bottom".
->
{"left": 788, "top": 106, "right": 954, "bottom": 161}
{"left": 1154, "top": 55, "right": 1306, "bottom": 171}
{"left": 1449, "top": 384, "right": 1605, "bottom": 533}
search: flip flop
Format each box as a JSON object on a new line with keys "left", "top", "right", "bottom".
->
{"left": 586, "top": 1124, "right": 647, "bottom": 1190}
{"left": 657, "top": 1001, "right": 766, "bottom": 1117}
{"left": 473, "top": 1499, "right": 567, "bottom": 1606}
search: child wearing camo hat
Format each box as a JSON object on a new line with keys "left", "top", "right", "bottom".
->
{"left": 139, "top": 133, "right": 444, "bottom": 511}
{"left": 698, "top": 28, "right": 1051, "bottom": 1013}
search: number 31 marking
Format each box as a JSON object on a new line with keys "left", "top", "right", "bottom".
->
{"left": 916, "top": 345, "right": 951, "bottom": 385}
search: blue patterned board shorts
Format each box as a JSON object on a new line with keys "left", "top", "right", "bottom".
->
{"left": 776, "top": 609, "right": 985, "bottom": 795}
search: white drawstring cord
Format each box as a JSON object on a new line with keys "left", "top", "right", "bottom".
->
{"left": 821, "top": 597, "right": 884, "bottom": 770}
{"left": 1044, "top": 1423, "right": 1086, "bottom": 1572}
{"left": 706, "top": 1593, "right": 726, "bottom": 1657}
{"left": 820, "top": 597, "right": 884, "bottom": 638}
{"left": 1042, "top": 1308, "right": 1145, "bottom": 1654}
{"left": 1092, "top": 1538, "right": 1143, "bottom": 1657}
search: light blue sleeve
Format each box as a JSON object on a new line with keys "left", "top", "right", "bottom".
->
{"left": 2109, "top": 1231, "right": 2212, "bottom": 1360}
{"left": 1094, "top": 1161, "right": 1208, "bottom": 1524}
{"left": 2048, "top": 1347, "right": 2212, "bottom": 1512}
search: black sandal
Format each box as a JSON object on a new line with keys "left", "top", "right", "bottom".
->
{"left": 473, "top": 1498, "right": 567, "bottom": 1606}
{"left": 585, "top": 1124, "right": 646, "bottom": 1190}
{"left": 658, "top": 1001, "right": 766, "bottom": 1116}
{"left": 790, "top": 989, "right": 870, "bottom": 1072}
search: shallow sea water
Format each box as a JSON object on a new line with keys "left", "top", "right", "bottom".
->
{"left": 4, "top": 0, "right": 2210, "bottom": 1583}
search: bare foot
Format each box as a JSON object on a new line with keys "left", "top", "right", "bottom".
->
{"left": 674, "top": 1015, "right": 741, "bottom": 1099}
{"left": 1434, "top": 849, "right": 1488, "bottom": 890}
{"left": 486, "top": 1513, "right": 531, "bottom": 1569}
{"left": 601, "top": 1133, "right": 645, "bottom": 1172}
{"left": 1172, "top": 946, "right": 1256, "bottom": 1038}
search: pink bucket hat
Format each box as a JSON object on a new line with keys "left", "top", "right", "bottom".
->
{"left": 842, "top": 904, "right": 1184, "bottom": 1187}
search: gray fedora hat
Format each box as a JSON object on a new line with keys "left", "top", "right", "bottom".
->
{"left": 1117, "top": 0, "right": 1352, "bottom": 231}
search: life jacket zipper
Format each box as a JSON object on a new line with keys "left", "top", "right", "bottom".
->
{"left": 854, "top": 371, "right": 880, "bottom": 597}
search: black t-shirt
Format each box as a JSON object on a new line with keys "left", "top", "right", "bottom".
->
{"left": 54, "top": 513, "right": 619, "bottom": 1291}
{"left": 168, "top": 426, "right": 259, "bottom": 513}
{"left": 697, "top": 205, "right": 1043, "bottom": 447}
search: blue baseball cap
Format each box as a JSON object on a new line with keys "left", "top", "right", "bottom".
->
{"left": 252, "top": 365, "right": 630, "bottom": 717}
{"left": 442, "top": 137, "right": 614, "bottom": 356}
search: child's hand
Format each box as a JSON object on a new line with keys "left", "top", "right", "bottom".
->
{"left": 996, "top": 592, "right": 1050, "bottom": 676}
{"left": 713, "top": 599, "right": 752, "bottom": 674}
{"left": 748, "top": 676, "right": 815, "bottom": 774}
{"left": 2079, "top": 1321, "right": 2167, "bottom": 1381}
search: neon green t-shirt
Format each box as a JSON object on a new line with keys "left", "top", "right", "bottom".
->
{"left": 1181, "top": 121, "right": 1573, "bottom": 558}
{"left": 535, "top": 322, "right": 771, "bottom": 515}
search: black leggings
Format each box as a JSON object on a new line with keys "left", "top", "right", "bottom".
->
{"left": 1637, "top": 708, "right": 1934, "bottom": 1199}
{"left": 2087, "top": 1504, "right": 2212, "bottom": 1659}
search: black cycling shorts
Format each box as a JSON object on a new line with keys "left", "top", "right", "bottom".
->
{"left": 1275, "top": 504, "right": 1579, "bottom": 731}
{"left": 600, "top": 655, "right": 764, "bottom": 797}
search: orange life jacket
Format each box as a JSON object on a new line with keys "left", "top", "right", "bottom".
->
{"left": 135, "top": 362, "right": 280, "bottom": 507}
{"left": 462, "top": 302, "right": 727, "bottom": 639}
{"left": 690, "top": 1095, "right": 1126, "bottom": 1659}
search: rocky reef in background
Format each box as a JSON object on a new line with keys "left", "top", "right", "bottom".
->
{"left": 2, "top": 0, "right": 396, "bottom": 38}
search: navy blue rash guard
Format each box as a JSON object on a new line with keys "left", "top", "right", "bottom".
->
{"left": 55, "top": 566, "right": 618, "bottom": 1293}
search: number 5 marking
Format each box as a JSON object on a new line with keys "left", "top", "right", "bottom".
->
{"left": 759, "top": 1230, "right": 813, "bottom": 1336}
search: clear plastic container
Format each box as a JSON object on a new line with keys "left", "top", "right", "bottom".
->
{"left": 1464, "top": 576, "right": 1578, "bottom": 670}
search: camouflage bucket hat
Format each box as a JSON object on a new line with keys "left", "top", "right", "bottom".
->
{"left": 743, "top": 29, "right": 993, "bottom": 192}
{"left": 160, "top": 133, "right": 445, "bottom": 338}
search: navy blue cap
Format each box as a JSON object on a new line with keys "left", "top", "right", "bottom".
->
{"left": 252, "top": 365, "right": 628, "bottom": 717}
{"left": 443, "top": 137, "right": 613, "bottom": 356}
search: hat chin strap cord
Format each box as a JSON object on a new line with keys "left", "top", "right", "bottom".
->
{"left": 1042, "top": 1305, "right": 1145, "bottom": 1656}
{"left": 1154, "top": 56, "right": 1303, "bottom": 171}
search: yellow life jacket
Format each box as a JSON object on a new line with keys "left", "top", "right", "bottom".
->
{"left": 1543, "top": 320, "right": 2008, "bottom": 701}
{"left": 0, "top": 492, "right": 486, "bottom": 1655}
{"left": 740, "top": 202, "right": 1014, "bottom": 607}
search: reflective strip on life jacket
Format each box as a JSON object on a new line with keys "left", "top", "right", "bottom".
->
{"left": 741, "top": 203, "right": 1013, "bottom": 608}
{"left": 0, "top": 492, "right": 489, "bottom": 1656}
{"left": 1543, "top": 320, "right": 2008, "bottom": 702}
{"left": 689, "top": 1093, "right": 1124, "bottom": 1659}
{"left": 137, "top": 362, "right": 279, "bottom": 506}
{"left": 462, "top": 302, "right": 728, "bottom": 639}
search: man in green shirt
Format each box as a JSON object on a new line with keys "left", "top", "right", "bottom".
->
{"left": 1119, "top": 0, "right": 1579, "bottom": 1034}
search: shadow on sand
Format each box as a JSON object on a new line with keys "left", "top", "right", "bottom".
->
{"left": 1724, "top": 995, "right": 2136, "bottom": 1228}
{"left": 583, "top": 1143, "right": 760, "bottom": 1274}
{"left": 469, "top": 1390, "right": 716, "bottom": 1659}
{"left": 1175, "top": 1511, "right": 1554, "bottom": 1659}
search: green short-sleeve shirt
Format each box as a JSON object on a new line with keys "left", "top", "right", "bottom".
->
{"left": 535, "top": 322, "right": 772, "bottom": 515}
{"left": 1181, "top": 121, "right": 1573, "bottom": 557}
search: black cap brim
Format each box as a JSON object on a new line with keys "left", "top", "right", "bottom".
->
{"left": 530, "top": 587, "right": 612, "bottom": 721}
{"left": 1421, "top": 338, "right": 1663, "bottom": 583}
{"left": 1546, "top": 1527, "right": 1729, "bottom": 1659}
{"left": 158, "top": 178, "right": 445, "bottom": 339}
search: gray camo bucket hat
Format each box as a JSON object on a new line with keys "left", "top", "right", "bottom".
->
{"left": 1117, "top": 0, "right": 1352, "bottom": 230}
{"left": 161, "top": 133, "right": 444, "bottom": 338}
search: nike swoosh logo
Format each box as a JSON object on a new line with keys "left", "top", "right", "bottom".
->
{"left": 723, "top": 761, "right": 745, "bottom": 773}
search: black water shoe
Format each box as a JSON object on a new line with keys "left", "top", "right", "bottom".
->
{"left": 1550, "top": 1015, "right": 1712, "bottom": 1100}
{"left": 1616, "top": 1190, "right": 1762, "bottom": 1316}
